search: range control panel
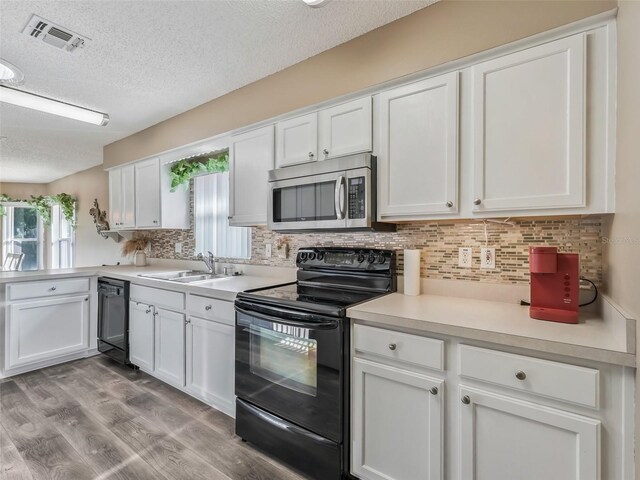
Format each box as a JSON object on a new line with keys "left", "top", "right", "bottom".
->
{"left": 296, "top": 247, "right": 395, "bottom": 271}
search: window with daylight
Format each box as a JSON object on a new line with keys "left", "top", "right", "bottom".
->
{"left": 195, "top": 172, "right": 251, "bottom": 259}
{"left": 51, "top": 203, "right": 74, "bottom": 269}
{"left": 1, "top": 204, "right": 43, "bottom": 271}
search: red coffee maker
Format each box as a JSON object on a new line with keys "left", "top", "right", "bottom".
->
{"left": 529, "top": 246, "right": 579, "bottom": 324}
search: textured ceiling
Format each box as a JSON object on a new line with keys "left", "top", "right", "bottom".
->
{"left": 0, "top": 0, "right": 435, "bottom": 183}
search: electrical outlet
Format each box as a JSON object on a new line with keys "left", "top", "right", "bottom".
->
{"left": 458, "top": 247, "right": 473, "bottom": 268}
{"left": 265, "top": 243, "right": 272, "bottom": 258}
{"left": 480, "top": 247, "right": 496, "bottom": 269}
{"left": 175, "top": 242, "right": 182, "bottom": 254}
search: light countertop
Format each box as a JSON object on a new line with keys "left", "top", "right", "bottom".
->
{"left": 0, "top": 264, "right": 296, "bottom": 302}
{"left": 348, "top": 292, "right": 636, "bottom": 367}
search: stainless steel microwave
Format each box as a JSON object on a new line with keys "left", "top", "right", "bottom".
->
{"left": 267, "top": 153, "right": 395, "bottom": 232}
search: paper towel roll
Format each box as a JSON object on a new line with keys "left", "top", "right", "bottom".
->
{"left": 404, "top": 249, "right": 421, "bottom": 296}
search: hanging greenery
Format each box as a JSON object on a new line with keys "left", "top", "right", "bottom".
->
{"left": 169, "top": 152, "right": 229, "bottom": 192}
{"left": 0, "top": 193, "right": 77, "bottom": 228}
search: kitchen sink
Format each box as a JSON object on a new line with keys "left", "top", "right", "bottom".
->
{"left": 138, "top": 271, "right": 224, "bottom": 283}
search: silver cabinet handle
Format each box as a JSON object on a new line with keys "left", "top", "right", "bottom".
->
{"left": 334, "top": 175, "right": 346, "bottom": 220}
{"left": 145, "top": 308, "right": 151, "bottom": 314}
{"left": 473, "top": 198, "right": 482, "bottom": 206}
{"left": 49, "top": 286, "right": 57, "bottom": 291}
{"left": 429, "top": 386, "right": 438, "bottom": 395}
{"left": 446, "top": 201, "right": 453, "bottom": 208}
{"left": 323, "top": 149, "right": 329, "bottom": 156}
{"left": 205, "top": 305, "right": 212, "bottom": 311}
{"left": 461, "top": 395, "right": 471, "bottom": 405}
{"left": 308, "top": 152, "right": 314, "bottom": 158}
{"left": 185, "top": 319, "right": 191, "bottom": 325}
{"left": 515, "top": 371, "right": 527, "bottom": 381}
{"left": 227, "top": 216, "right": 233, "bottom": 220}
{"left": 388, "top": 343, "right": 397, "bottom": 351}
{"left": 85, "top": 297, "right": 89, "bottom": 302}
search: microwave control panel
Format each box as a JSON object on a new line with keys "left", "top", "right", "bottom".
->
{"left": 348, "top": 177, "right": 366, "bottom": 219}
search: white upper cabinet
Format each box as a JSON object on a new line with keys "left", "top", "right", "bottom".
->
{"left": 377, "top": 72, "right": 459, "bottom": 219}
{"left": 135, "top": 158, "right": 161, "bottom": 228}
{"left": 229, "top": 124, "right": 275, "bottom": 226}
{"left": 108, "top": 159, "right": 189, "bottom": 230}
{"left": 318, "top": 97, "right": 372, "bottom": 160}
{"left": 276, "top": 112, "right": 318, "bottom": 168}
{"left": 471, "top": 34, "right": 586, "bottom": 212}
{"left": 108, "top": 165, "right": 135, "bottom": 229}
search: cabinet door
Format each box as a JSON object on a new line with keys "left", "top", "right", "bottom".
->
{"left": 120, "top": 164, "right": 136, "bottom": 228}
{"left": 318, "top": 97, "right": 372, "bottom": 160}
{"left": 154, "top": 307, "right": 185, "bottom": 388}
{"left": 129, "top": 301, "right": 154, "bottom": 372}
{"left": 108, "top": 168, "right": 122, "bottom": 228}
{"left": 7, "top": 295, "right": 89, "bottom": 368}
{"left": 459, "top": 386, "right": 600, "bottom": 480}
{"left": 352, "top": 358, "right": 443, "bottom": 480}
{"left": 471, "top": 34, "right": 586, "bottom": 212}
{"left": 229, "top": 124, "right": 274, "bottom": 226}
{"left": 135, "top": 158, "right": 161, "bottom": 228}
{"left": 377, "top": 72, "right": 459, "bottom": 219}
{"left": 185, "top": 316, "right": 235, "bottom": 415}
{"left": 275, "top": 112, "right": 318, "bottom": 167}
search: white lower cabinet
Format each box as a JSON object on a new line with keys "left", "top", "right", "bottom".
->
{"left": 7, "top": 294, "right": 90, "bottom": 369}
{"left": 129, "top": 301, "right": 155, "bottom": 372}
{"left": 154, "top": 307, "right": 186, "bottom": 388}
{"left": 352, "top": 358, "right": 443, "bottom": 480}
{"left": 459, "top": 386, "right": 600, "bottom": 480}
{"left": 185, "top": 315, "right": 235, "bottom": 415}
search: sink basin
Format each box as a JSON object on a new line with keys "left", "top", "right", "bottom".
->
{"left": 138, "top": 271, "right": 222, "bottom": 283}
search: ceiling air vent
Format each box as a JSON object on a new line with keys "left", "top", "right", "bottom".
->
{"left": 22, "top": 14, "right": 89, "bottom": 53}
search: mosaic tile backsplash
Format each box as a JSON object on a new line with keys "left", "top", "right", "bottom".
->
{"left": 146, "top": 216, "right": 603, "bottom": 286}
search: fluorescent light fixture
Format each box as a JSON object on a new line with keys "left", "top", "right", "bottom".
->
{"left": 0, "top": 85, "right": 109, "bottom": 126}
{"left": 0, "top": 58, "right": 24, "bottom": 85}
{"left": 303, "top": 0, "right": 331, "bottom": 7}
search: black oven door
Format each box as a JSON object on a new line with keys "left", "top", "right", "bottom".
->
{"left": 235, "top": 301, "right": 344, "bottom": 442}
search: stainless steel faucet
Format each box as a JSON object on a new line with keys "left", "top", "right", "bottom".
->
{"left": 198, "top": 251, "right": 216, "bottom": 274}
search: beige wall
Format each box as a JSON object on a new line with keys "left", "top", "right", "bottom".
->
{"left": 602, "top": 1, "right": 640, "bottom": 475}
{"left": 47, "top": 165, "right": 123, "bottom": 267}
{"left": 1, "top": 167, "right": 124, "bottom": 268}
{"left": 104, "top": 0, "right": 615, "bottom": 167}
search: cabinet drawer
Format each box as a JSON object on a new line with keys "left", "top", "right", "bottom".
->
{"left": 354, "top": 324, "right": 444, "bottom": 371}
{"left": 459, "top": 345, "right": 599, "bottom": 408}
{"left": 130, "top": 284, "right": 184, "bottom": 311}
{"left": 7, "top": 277, "right": 90, "bottom": 301}
{"left": 186, "top": 295, "right": 234, "bottom": 326}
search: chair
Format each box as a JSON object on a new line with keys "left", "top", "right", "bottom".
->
{"left": 2, "top": 252, "right": 25, "bottom": 271}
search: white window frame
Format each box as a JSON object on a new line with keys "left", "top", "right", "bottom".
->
{"left": 194, "top": 172, "right": 251, "bottom": 260}
{"left": 50, "top": 203, "right": 75, "bottom": 269}
{"left": 1, "top": 202, "right": 44, "bottom": 271}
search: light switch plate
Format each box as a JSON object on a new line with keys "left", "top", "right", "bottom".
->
{"left": 458, "top": 247, "right": 473, "bottom": 268}
{"left": 265, "top": 243, "right": 272, "bottom": 258}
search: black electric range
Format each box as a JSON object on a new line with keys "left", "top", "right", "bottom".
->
{"left": 234, "top": 247, "right": 396, "bottom": 480}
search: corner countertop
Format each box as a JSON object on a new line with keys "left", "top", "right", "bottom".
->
{"left": 347, "top": 292, "right": 636, "bottom": 367}
{"left": 0, "top": 265, "right": 296, "bottom": 302}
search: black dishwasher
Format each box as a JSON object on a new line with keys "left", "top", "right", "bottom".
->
{"left": 97, "top": 277, "right": 130, "bottom": 364}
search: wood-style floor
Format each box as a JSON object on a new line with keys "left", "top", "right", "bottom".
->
{"left": 0, "top": 356, "right": 305, "bottom": 480}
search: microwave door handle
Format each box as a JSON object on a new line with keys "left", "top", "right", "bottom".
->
{"left": 335, "top": 175, "right": 346, "bottom": 220}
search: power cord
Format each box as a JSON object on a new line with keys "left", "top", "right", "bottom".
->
{"left": 519, "top": 277, "right": 598, "bottom": 307}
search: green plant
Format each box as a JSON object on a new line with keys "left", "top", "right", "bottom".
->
{"left": 0, "top": 193, "right": 76, "bottom": 228}
{"left": 169, "top": 152, "right": 229, "bottom": 191}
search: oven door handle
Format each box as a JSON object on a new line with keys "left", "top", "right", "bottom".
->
{"left": 334, "top": 175, "right": 346, "bottom": 220}
{"left": 235, "top": 303, "right": 340, "bottom": 330}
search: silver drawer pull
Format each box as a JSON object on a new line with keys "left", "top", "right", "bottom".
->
{"left": 429, "top": 386, "right": 438, "bottom": 396}
{"left": 205, "top": 305, "right": 212, "bottom": 311}
{"left": 446, "top": 201, "right": 453, "bottom": 208}
{"left": 461, "top": 395, "right": 471, "bottom": 405}
{"left": 145, "top": 309, "right": 151, "bottom": 314}
{"left": 49, "top": 286, "right": 57, "bottom": 291}
{"left": 515, "top": 371, "right": 527, "bottom": 381}
{"left": 388, "top": 343, "right": 397, "bottom": 351}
